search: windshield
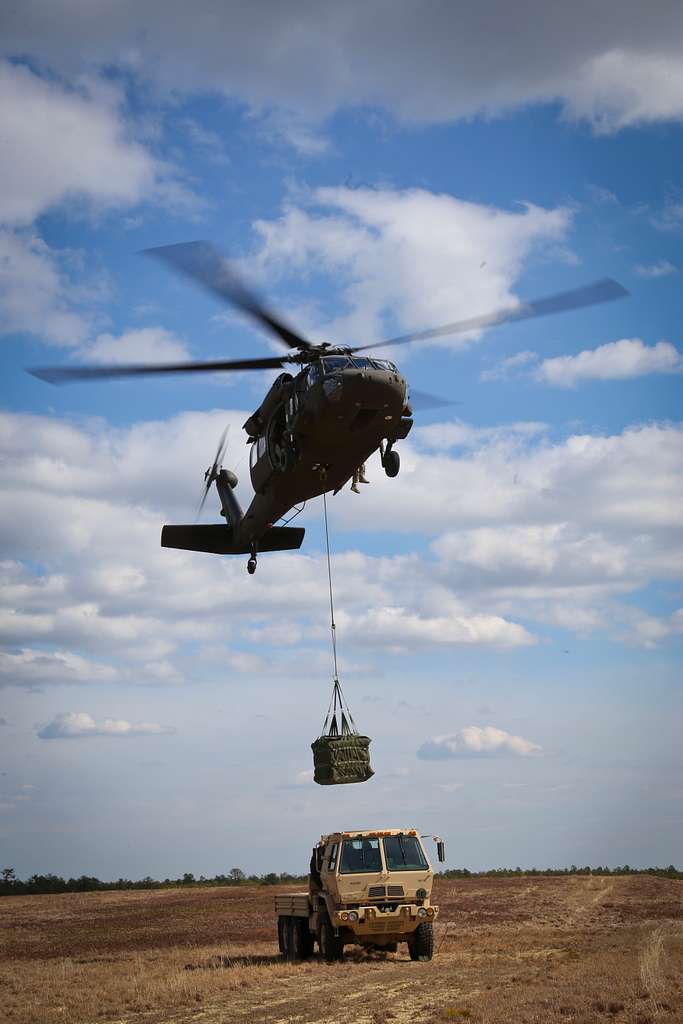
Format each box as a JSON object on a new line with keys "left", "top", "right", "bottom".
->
{"left": 382, "top": 834, "right": 428, "bottom": 871}
{"left": 340, "top": 837, "right": 382, "bottom": 873}
{"left": 321, "top": 356, "right": 398, "bottom": 374}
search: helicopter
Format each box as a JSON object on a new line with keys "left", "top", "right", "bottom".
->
{"left": 30, "top": 241, "right": 628, "bottom": 574}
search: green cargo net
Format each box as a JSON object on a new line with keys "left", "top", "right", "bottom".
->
{"left": 312, "top": 678, "right": 374, "bottom": 786}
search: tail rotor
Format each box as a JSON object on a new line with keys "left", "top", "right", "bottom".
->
{"left": 196, "top": 425, "right": 229, "bottom": 521}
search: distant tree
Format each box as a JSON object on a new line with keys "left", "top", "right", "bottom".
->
{"left": 182, "top": 872, "right": 195, "bottom": 885}
{"left": 1, "top": 868, "right": 16, "bottom": 884}
{"left": 229, "top": 867, "right": 246, "bottom": 883}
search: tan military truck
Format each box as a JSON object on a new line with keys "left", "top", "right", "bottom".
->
{"left": 275, "top": 828, "right": 445, "bottom": 962}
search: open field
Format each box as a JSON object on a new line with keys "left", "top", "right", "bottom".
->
{"left": 1, "top": 875, "right": 681, "bottom": 1024}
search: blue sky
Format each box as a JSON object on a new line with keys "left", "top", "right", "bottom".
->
{"left": 1, "top": 2, "right": 682, "bottom": 879}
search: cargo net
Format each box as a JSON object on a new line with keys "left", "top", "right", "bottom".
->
{"left": 312, "top": 678, "right": 374, "bottom": 786}
{"left": 311, "top": 493, "right": 374, "bottom": 786}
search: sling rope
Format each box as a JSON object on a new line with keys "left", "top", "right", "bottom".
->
{"left": 320, "top": 492, "right": 358, "bottom": 737}
{"left": 323, "top": 491, "right": 338, "bottom": 681}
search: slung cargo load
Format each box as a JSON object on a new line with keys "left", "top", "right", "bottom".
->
{"left": 312, "top": 678, "right": 373, "bottom": 786}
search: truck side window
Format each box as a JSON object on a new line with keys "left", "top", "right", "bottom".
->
{"left": 328, "top": 843, "right": 338, "bottom": 871}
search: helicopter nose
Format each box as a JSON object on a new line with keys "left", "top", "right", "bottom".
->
{"left": 342, "top": 368, "right": 405, "bottom": 405}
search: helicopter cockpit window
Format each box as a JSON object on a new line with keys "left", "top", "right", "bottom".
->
{"left": 321, "top": 356, "right": 350, "bottom": 374}
{"left": 308, "top": 362, "right": 323, "bottom": 386}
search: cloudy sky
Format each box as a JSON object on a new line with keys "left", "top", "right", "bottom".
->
{"left": 1, "top": 1, "right": 682, "bottom": 879}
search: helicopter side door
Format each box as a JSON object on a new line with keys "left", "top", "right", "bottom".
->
{"left": 250, "top": 433, "right": 274, "bottom": 493}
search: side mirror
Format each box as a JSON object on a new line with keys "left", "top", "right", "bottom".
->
{"left": 316, "top": 848, "right": 324, "bottom": 870}
{"left": 437, "top": 840, "right": 445, "bottom": 864}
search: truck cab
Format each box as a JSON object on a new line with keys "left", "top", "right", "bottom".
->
{"left": 276, "top": 827, "right": 445, "bottom": 962}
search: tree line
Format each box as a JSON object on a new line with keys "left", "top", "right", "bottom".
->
{"left": 438, "top": 864, "right": 682, "bottom": 879}
{"left": 1, "top": 862, "right": 680, "bottom": 896}
{"left": 0, "top": 866, "right": 306, "bottom": 896}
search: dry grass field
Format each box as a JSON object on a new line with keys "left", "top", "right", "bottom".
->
{"left": 1, "top": 875, "right": 681, "bottom": 1024}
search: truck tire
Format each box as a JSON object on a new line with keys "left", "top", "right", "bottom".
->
{"left": 277, "top": 915, "right": 288, "bottom": 956}
{"left": 319, "top": 915, "right": 344, "bottom": 962}
{"left": 408, "top": 922, "right": 433, "bottom": 962}
{"left": 291, "top": 917, "right": 313, "bottom": 961}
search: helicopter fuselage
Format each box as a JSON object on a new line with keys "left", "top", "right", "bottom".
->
{"left": 238, "top": 355, "right": 412, "bottom": 542}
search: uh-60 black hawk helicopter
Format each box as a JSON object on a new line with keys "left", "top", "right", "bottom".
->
{"left": 30, "top": 242, "right": 627, "bottom": 574}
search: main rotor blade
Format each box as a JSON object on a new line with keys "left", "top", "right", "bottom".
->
{"left": 409, "top": 388, "right": 461, "bottom": 410}
{"left": 144, "top": 241, "right": 314, "bottom": 352}
{"left": 29, "top": 355, "right": 290, "bottom": 385}
{"left": 353, "top": 278, "right": 629, "bottom": 353}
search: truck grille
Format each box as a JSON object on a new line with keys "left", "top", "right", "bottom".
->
{"left": 387, "top": 885, "right": 404, "bottom": 898}
{"left": 368, "top": 919, "right": 398, "bottom": 933}
{"left": 368, "top": 885, "right": 386, "bottom": 898}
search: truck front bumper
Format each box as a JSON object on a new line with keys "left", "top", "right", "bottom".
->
{"left": 333, "top": 903, "right": 438, "bottom": 938}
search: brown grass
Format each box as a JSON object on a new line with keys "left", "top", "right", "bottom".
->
{"left": 1, "top": 875, "right": 681, "bottom": 1024}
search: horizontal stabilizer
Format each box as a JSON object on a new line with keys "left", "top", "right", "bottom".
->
{"left": 161, "top": 524, "right": 305, "bottom": 555}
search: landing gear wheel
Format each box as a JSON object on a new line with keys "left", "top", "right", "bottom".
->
{"left": 408, "top": 922, "right": 433, "bottom": 962}
{"left": 247, "top": 557, "right": 257, "bottom": 575}
{"left": 319, "top": 915, "right": 344, "bottom": 962}
{"left": 384, "top": 449, "right": 400, "bottom": 478}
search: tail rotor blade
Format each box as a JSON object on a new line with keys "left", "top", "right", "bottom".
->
{"left": 196, "top": 425, "right": 229, "bottom": 521}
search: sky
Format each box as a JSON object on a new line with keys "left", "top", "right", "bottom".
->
{"left": 1, "top": 1, "right": 682, "bottom": 880}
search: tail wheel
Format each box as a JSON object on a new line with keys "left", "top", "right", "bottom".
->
{"left": 408, "top": 922, "right": 433, "bottom": 962}
{"left": 319, "top": 915, "right": 344, "bottom": 962}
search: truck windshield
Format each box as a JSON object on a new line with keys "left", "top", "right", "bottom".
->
{"left": 340, "top": 837, "right": 382, "bottom": 873}
{"left": 382, "top": 835, "right": 428, "bottom": 871}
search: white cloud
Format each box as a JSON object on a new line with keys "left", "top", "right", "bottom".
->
{"left": 0, "top": 649, "right": 117, "bottom": 688}
{"left": 418, "top": 726, "right": 541, "bottom": 759}
{"left": 340, "top": 605, "right": 535, "bottom": 649}
{"left": 417, "top": 419, "right": 546, "bottom": 452}
{"left": 78, "top": 326, "right": 191, "bottom": 365}
{"left": 37, "top": 710, "right": 174, "bottom": 739}
{"left": 480, "top": 350, "right": 538, "bottom": 383}
{"left": 3, "top": 4, "right": 683, "bottom": 134}
{"left": 634, "top": 261, "right": 677, "bottom": 279}
{"left": 0, "top": 231, "right": 103, "bottom": 347}
{"left": 624, "top": 608, "right": 683, "bottom": 648}
{"left": 483, "top": 339, "right": 683, "bottom": 387}
{"left": 251, "top": 187, "right": 571, "bottom": 348}
{"left": 0, "top": 60, "right": 161, "bottom": 227}
{"left": 534, "top": 338, "right": 683, "bottom": 387}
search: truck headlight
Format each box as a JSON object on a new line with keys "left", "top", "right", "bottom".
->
{"left": 417, "top": 907, "right": 428, "bottom": 918}
{"left": 348, "top": 911, "right": 358, "bottom": 922}
{"left": 416, "top": 888, "right": 427, "bottom": 900}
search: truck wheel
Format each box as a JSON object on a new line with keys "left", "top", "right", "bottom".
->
{"left": 291, "top": 918, "right": 312, "bottom": 961}
{"left": 319, "top": 916, "right": 344, "bottom": 962}
{"left": 300, "top": 920, "right": 315, "bottom": 959}
{"left": 408, "top": 922, "right": 433, "bottom": 962}
{"left": 277, "top": 915, "right": 288, "bottom": 957}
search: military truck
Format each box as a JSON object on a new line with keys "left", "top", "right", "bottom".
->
{"left": 275, "top": 828, "right": 445, "bottom": 962}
